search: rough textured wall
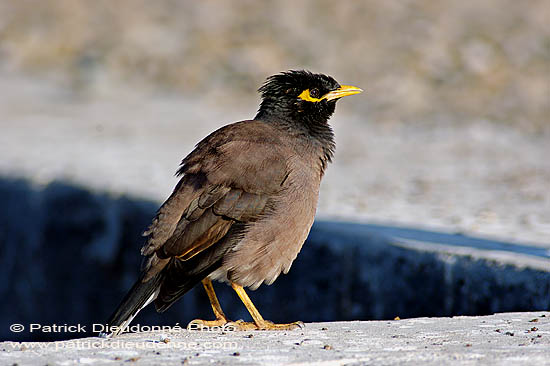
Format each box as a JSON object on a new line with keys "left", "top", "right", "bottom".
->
{"left": 2, "top": 178, "right": 548, "bottom": 341}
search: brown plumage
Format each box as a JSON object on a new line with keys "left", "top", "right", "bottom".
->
{"left": 102, "top": 70, "right": 362, "bottom": 336}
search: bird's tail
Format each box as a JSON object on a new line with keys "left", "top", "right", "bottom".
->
{"left": 99, "top": 272, "right": 164, "bottom": 338}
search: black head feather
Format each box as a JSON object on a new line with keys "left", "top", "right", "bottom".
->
{"left": 255, "top": 70, "right": 341, "bottom": 127}
{"left": 254, "top": 70, "right": 342, "bottom": 169}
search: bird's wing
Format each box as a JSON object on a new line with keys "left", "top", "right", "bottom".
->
{"left": 141, "top": 121, "right": 289, "bottom": 267}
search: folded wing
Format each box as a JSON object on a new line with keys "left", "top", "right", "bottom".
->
{"left": 140, "top": 121, "right": 291, "bottom": 281}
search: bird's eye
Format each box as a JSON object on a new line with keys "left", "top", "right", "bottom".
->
{"left": 310, "top": 88, "right": 320, "bottom": 98}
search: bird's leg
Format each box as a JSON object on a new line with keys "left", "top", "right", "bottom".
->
{"left": 203, "top": 278, "right": 228, "bottom": 321}
{"left": 230, "top": 282, "right": 304, "bottom": 330}
{"left": 187, "top": 279, "right": 257, "bottom": 331}
{"left": 187, "top": 279, "right": 230, "bottom": 330}
{"left": 187, "top": 279, "right": 304, "bottom": 331}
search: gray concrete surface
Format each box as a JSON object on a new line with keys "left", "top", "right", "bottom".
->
{"left": 2, "top": 312, "right": 549, "bottom": 365}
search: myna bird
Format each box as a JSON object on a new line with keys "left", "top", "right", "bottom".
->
{"left": 102, "top": 70, "right": 361, "bottom": 337}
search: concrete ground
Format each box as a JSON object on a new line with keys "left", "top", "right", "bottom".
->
{"left": 2, "top": 312, "right": 549, "bottom": 365}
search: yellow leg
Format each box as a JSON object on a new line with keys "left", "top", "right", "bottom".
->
{"left": 187, "top": 279, "right": 231, "bottom": 330}
{"left": 187, "top": 279, "right": 257, "bottom": 331}
{"left": 188, "top": 279, "right": 304, "bottom": 331}
{"left": 203, "top": 278, "right": 226, "bottom": 320}
{"left": 231, "top": 282, "right": 304, "bottom": 330}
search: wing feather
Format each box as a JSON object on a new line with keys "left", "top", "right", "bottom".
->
{"left": 140, "top": 121, "right": 290, "bottom": 278}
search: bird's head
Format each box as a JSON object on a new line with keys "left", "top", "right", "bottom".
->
{"left": 255, "top": 70, "right": 362, "bottom": 127}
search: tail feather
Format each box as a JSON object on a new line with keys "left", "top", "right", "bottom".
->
{"left": 100, "top": 272, "right": 164, "bottom": 338}
{"left": 154, "top": 257, "right": 222, "bottom": 313}
{"left": 101, "top": 226, "right": 239, "bottom": 338}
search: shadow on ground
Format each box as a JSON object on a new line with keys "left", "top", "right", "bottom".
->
{"left": 1, "top": 177, "right": 549, "bottom": 341}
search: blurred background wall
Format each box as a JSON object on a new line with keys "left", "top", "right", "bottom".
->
{"left": 1, "top": 0, "right": 548, "bottom": 130}
{"left": 1, "top": 0, "right": 549, "bottom": 342}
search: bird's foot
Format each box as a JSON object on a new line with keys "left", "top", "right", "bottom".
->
{"left": 187, "top": 318, "right": 304, "bottom": 331}
{"left": 222, "top": 319, "right": 304, "bottom": 331}
{"left": 187, "top": 317, "right": 233, "bottom": 331}
{"left": 253, "top": 320, "right": 305, "bottom": 331}
{"left": 187, "top": 318, "right": 257, "bottom": 331}
{"left": 225, "top": 320, "right": 260, "bottom": 331}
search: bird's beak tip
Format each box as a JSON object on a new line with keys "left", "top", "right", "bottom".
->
{"left": 340, "top": 85, "right": 363, "bottom": 94}
{"left": 324, "top": 85, "right": 363, "bottom": 101}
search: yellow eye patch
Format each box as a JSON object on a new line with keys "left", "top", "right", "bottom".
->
{"left": 298, "top": 89, "right": 324, "bottom": 103}
{"left": 298, "top": 85, "right": 363, "bottom": 103}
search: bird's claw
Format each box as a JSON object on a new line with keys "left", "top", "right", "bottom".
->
{"left": 187, "top": 318, "right": 304, "bottom": 331}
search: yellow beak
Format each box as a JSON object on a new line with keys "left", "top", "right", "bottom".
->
{"left": 323, "top": 85, "right": 363, "bottom": 101}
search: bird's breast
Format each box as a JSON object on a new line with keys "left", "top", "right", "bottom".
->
{"left": 217, "top": 149, "right": 324, "bottom": 290}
